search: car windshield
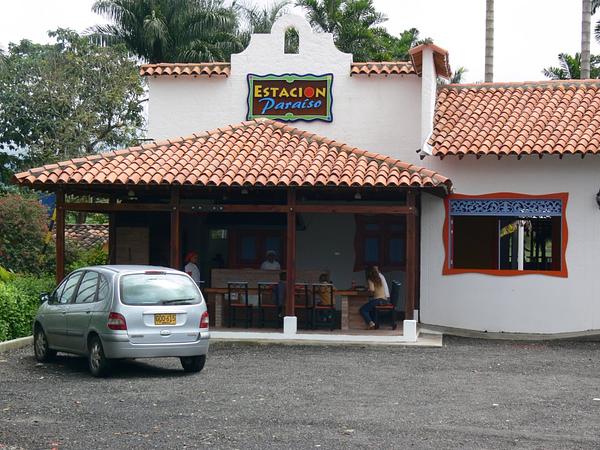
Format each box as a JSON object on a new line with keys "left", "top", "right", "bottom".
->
{"left": 120, "top": 273, "right": 202, "bottom": 306}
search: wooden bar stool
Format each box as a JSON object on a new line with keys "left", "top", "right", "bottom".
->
{"left": 227, "top": 282, "right": 251, "bottom": 328}
{"left": 257, "top": 282, "right": 281, "bottom": 328}
{"left": 374, "top": 281, "right": 401, "bottom": 330}
{"left": 311, "top": 283, "right": 336, "bottom": 331}
{"left": 294, "top": 283, "right": 312, "bottom": 329}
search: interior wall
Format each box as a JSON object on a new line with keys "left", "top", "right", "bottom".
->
{"left": 296, "top": 213, "right": 406, "bottom": 292}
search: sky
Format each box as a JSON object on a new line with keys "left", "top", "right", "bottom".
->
{"left": 0, "top": 0, "right": 598, "bottom": 83}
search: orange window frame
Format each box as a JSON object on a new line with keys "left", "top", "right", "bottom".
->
{"left": 442, "top": 192, "right": 568, "bottom": 278}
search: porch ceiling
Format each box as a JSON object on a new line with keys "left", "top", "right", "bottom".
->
{"left": 13, "top": 119, "right": 452, "bottom": 193}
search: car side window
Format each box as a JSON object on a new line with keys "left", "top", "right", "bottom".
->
{"left": 74, "top": 271, "right": 99, "bottom": 304}
{"left": 96, "top": 274, "right": 110, "bottom": 303}
{"left": 51, "top": 281, "right": 66, "bottom": 304}
{"left": 57, "top": 272, "right": 83, "bottom": 304}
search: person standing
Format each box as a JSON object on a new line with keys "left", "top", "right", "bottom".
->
{"left": 359, "top": 266, "right": 390, "bottom": 330}
{"left": 184, "top": 251, "right": 201, "bottom": 285}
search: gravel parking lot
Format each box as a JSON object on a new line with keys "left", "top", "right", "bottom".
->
{"left": 1, "top": 337, "right": 600, "bottom": 449}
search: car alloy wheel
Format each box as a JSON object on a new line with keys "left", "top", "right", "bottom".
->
{"left": 88, "top": 337, "right": 110, "bottom": 377}
{"left": 34, "top": 327, "right": 55, "bottom": 362}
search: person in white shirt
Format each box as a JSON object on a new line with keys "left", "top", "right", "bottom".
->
{"left": 184, "top": 251, "right": 201, "bottom": 285}
{"left": 359, "top": 266, "right": 390, "bottom": 329}
{"left": 260, "top": 250, "right": 281, "bottom": 270}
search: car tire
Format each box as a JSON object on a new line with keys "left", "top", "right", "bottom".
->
{"left": 180, "top": 355, "right": 206, "bottom": 373}
{"left": 88, "top": 336, "right": 111, "bottom": 377}
{"left": 34, "top": 326, "right": 56, "bottom": 362}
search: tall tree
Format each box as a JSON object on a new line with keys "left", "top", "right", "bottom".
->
{"left": 296, "top": 0, "right": 429, "bottom": 62}
{"left": 296, "top": 0, "right": 387, "bottom": 61}
{"left": 542, "top": 52, "right": 600, "bottom": 79}
{"left": 485, "top": 0, "right": 494, "bottom": 82}
{"left": 91, "top": 0, "right": 243, "bottom": 62}
{"left": 0, "top": 29, "right": 145, "bottom": 183}
{"left": 242, "top": 0, "right": 290, "bottom": 34}
{"left": 582, "top": 0, "right": 592, "bottom": 78}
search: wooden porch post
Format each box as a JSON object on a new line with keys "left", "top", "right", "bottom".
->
{"left": 108, "top": 196, "right": 116, "bottom": 264}
{"left": 405, "top": 189, "right": 418, "bottom": 320}
{"left": 170, "top": 187, "right": 181, "bottom": 270}
{"left": 55, "top": 190, "right": 65, "bottom": 284}
{"left": 285, "top": 188, "right": 296, "bottom": 317}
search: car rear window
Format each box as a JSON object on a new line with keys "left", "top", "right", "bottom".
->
{"left": 120, "top": 273, "right": 202, "bottom": 306}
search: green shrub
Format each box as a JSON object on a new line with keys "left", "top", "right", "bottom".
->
{"left": 0, "top": 275, "right": 54, "bottom": 342}
{"left": 0, "top": 193, "right": 49, "bottom": 274}
{"left": 66, "top": 244, "right": 108, "bottom": 273}
{"left": 0, "top": 265, "right": 14, "bottom": 283}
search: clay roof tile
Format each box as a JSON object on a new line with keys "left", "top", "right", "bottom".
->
{"left": 430, "top": 80, "right": 600, "bottom": 157}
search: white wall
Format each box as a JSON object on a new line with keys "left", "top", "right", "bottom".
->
{"left": 420, "top": 155, "right": 600, "bottom": 334}
{"left": 147, "top": 15, "right": 422, "bottom": 163}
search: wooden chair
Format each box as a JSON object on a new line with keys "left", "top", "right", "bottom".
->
{"left": 227, "top": 282, "right": 251, "bottom": 328}
{"left": 374, "top": 281, "right": 401, "bottom": 330}
{"left": 257, "top": 282, "right": 281, "bottom": 328}
{"left": 311, "top": 283, "right": 336, "bottom": 331}
{"left": 294, "top": 283, "right": 312, "bottom": 329}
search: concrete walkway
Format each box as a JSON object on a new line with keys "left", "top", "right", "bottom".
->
{"left": 209, "top": 330, "right": 442, "bottom": 347}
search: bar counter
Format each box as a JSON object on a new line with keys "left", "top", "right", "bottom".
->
{"left": 204, "top": 287, "right": 370, "bottom": 331}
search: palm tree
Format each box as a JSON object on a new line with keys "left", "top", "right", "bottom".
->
{"left": 91, "top": 0, "right": 243, "bottom": 63}
{"left": 241, "top": 0, "right": 290, "bottom": 34}
{"left": 485, "top": 0, "right": 494, "bottom": 82}
{"left": 543, "top": 52, "right": 600, "bottom": 79}
{"left": 296, "top": 0, "right": 387, "bottom": 61}
{"left": 582, "top": 0, "right": 591, "bottom": 78}
{"left": 450, "top": 67, "right": 468, "bottom": 84}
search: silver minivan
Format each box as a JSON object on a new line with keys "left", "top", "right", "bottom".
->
{"left": 33, "top": 266, "right": 210, "bottom": 377}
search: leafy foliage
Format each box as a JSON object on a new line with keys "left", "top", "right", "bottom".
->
{"left": 0, "top": 194, "right": 49, "bottom": 274}
{"left": 297, "top": 0, "right": 385, "bottom": 61}
{"left": 0, "top": 274, "right": 55, "bottom": 342}
{"left": 91, "top": 0, "right": 244, "bottom": 62}
{"left": 0, "top": 29, "right": 145, "bottom": 180}
{"left": 543, "top": 52, "right": 600, "bottom": 80}
{"left": 241, "top": 0, "right": 290, "bottom": 34}
{"left": 296, "top": 0, "right": 430, "bottom": 62}
{"left": 66, "top": 244, "right": 109, "bottom": 274}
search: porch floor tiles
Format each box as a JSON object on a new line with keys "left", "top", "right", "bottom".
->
{"left": 209, "top": 327, "right": 443, "bottom": 347}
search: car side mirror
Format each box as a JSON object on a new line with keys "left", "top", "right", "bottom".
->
{"left": 40, "top": 293, "right": 50, "bottom": 305}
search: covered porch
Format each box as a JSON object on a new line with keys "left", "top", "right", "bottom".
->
{"left": 13, "top": 119, "right": 452, "bottom": 340}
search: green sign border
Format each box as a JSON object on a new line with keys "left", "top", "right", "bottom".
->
{"left": 246, "top": 73, "right": 334, "bottom": 122}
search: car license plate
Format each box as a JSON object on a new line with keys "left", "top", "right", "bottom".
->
{"left": 154, "top": 313, "right": 176, "bottom": 325}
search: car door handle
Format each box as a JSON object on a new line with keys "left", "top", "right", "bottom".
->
{"left": 85, "top": 311, "right": 91, "bottom": 314}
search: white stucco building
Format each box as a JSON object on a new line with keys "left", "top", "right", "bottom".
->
{"left": 16, "top": 15, "right": 600, "bottom": 337}
{"left": 146, "top": 15, "right": 600, "bottom": 336}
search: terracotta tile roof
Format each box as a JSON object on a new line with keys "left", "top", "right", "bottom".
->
{"left": 409, "top": 44, "right": 451, "bottom": 79}
{"left": 140, "top": 63, "right": 231, "bottom": 77}
{"left": 14, "top": 120, "right": 452, "bottom": 191}
{"left": 350, "top": 62, "right": 416, "bottom": 76}
{"left": 63, "top": 224, "right": 108, "bottom": 250}
{"left": 429, "top": 80, "right": 600, "bottom": 158}
{"left": 140, "top": 62, "right": 420, "bottom": 77}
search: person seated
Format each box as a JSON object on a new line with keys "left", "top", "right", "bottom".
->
{"left": 359, "top": 265, "right": 390, "bottom": 330}
{"left": 314, "top": 273, "right": 333, "bottom": 304}
{"left": 315, "top": 273, "right": 335, "bottom": 322}
{"left": 260, "top": 250, "right": 281, "bottom": 270}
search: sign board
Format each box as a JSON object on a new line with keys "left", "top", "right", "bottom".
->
{"left": 246, "top": 73, "right": 333, "bottom": 122}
